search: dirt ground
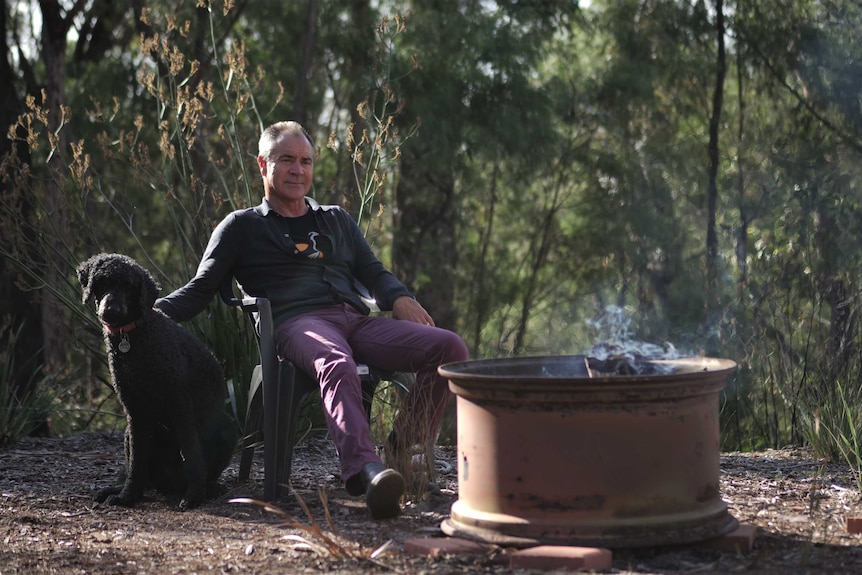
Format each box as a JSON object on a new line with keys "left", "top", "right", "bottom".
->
{"left": 2, "top": 431, "right": 862, "bottom": 574}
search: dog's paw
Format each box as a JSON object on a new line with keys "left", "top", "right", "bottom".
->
{"left": 94, "top": 485, "right": 122, "bottom": 503}
{"left": 104, "top": 492, "right": 137, "bottom": 507}
{"left": 178, "top": 486, "right": 206, "bottom": 510}
{"left": 96, "top": 486, "right": 137, "bottom": 507}
{"left": 177, "top": 496, "right": 202, "bottom": 511}
{"left": 206, "top": 481, "right": 228, "bottom": 499}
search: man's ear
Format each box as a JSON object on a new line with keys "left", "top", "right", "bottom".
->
{"left": 257, "top": 155, "right": 267, "bottom": 176}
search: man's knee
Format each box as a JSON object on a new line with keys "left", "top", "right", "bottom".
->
{"left": 435, "top": 329, "right": 469, "bottom": 364}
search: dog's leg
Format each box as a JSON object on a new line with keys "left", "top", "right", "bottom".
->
{"left": 168, "top": 401, "right": 210, "bottom": 510}
{"left": 203, "top": 412, "right": 239, "bottom": 498}
{"left": 95, "top": 426, "right": 131, "bottom": 503}
{"left": 99, "top": 418, "right": 150, "bottom": 506}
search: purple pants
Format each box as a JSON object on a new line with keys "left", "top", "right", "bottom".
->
{"left": 274, "top": 303, "right": 469, "bottom": 484}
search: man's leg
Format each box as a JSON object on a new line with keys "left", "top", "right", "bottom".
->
{"left": 274, "top": 305, "right": 406, "bottom": 519}
{"left": 347, "top": 308, "right": 470, "bottom": 454}
{"left": 274, "top": 305, "right": 380, "bottom": 482}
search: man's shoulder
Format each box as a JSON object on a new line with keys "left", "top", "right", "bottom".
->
{"left": 224, "top": 205, "right": 265, "bottom": 223}
{"left": 210, "top": 206, "right": 265, "bottom": 238}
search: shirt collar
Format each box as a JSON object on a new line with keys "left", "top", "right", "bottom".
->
{"left": 257, "top": 196, "right": 322, "bottom": 217}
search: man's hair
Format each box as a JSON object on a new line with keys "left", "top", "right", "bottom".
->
{"left": 258, "top": 121, "right": 315, "bottom": 160}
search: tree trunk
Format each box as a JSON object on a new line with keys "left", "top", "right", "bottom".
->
{"left": 293, "top": 0, "right": 318, "bottom": 127}
{"left": 393, "top": 143, "right": 458, "bottom": 331}
{"left": 38, "top": 0, "right": 76, "bottom": 371}
{"left": 706, "top": 0, "right": 726, "bottom": 294}
{"left": 735, "top": 46, "right": 749, "bottom": 298}
{"left": 512, "top": 204, "right": 557, "bottom": 356}
{"left": 331, "top": 0, "right": 374, "bottom": 209}
{"left": 470, "top": 161, "right": 498, "bottom": 352}
{"left": 0, "top": 0, "right": 43, "bottom": 402}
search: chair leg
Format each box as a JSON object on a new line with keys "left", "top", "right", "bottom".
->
{"left": 263, "top": 361, "right": 315, "bottom": 501}
{"left": 263, "top": 361, "right": 291, "bottom": 501}
{"left": 238, "top": 365, "right": 264, "bottom": 482}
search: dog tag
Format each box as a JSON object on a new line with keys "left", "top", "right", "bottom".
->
{"left": 118, "top": 334, "right": 131, "bottom": 353}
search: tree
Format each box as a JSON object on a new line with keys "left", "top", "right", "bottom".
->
{"left": 0, "top": 0, "right": 41, "bottom": 411}
{"left": 393, "top": 0, "right": 577, "bottom": 335}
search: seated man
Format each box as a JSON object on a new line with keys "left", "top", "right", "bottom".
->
{"left": 155, "top": 120, "right": 469, "bottom": 520}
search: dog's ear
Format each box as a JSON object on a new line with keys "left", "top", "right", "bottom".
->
{"left": 138, "top": 268, "right": 162, "bottom": 310}
{"left": 76, "top": 260, "right": 93, "bottom": 304}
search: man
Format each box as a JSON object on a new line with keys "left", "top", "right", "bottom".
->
{"left": 155, "top": 121, "right": 469, "bottom": 519}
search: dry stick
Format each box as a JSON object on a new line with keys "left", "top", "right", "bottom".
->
{"left": 585, "top": 356, "right": 596, "bottom": 378}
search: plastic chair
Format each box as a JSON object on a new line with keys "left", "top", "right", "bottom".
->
{"left": 219, "top": 279, "right": 407, "bottom": 501}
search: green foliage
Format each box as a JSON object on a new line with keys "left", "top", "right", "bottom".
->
{"left": 6, "top": 1, "right": 862, "bottom": 490}
{"left": 1, "top": 4, "right": 270, "bottom": 435}
{"left": 1, "top": 3, "right": 421, "bottom": 438}
{"left": 0, "top": 319, "right": 55, "bottom": 446}
{"left": 802, "top": 377, "right": 862, "bottom": 492}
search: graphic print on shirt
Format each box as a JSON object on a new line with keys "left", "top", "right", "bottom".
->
{"left": 294, "top": 231, "right": 331, "bottom": 259}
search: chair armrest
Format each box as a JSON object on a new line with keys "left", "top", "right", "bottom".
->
{"left": 219, "top": 278, "right": 267, "bottom": 315}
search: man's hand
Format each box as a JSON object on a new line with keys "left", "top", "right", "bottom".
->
{"left": 392, "top": 296, "right": 435, "bottom": 327}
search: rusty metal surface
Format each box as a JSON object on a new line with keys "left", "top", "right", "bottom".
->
{"left": 440, "top": 355, "right": 739, "bottom": 548}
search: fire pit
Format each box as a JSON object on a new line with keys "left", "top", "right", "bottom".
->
{"left": 438, "top": 354, "right": 738, "bottom": 548}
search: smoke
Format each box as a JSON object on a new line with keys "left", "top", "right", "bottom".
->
{"left": 584, "top": 305, "right": 683, "bottom": 375}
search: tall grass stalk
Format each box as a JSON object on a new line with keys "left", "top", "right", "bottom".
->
{"left": 1, "top": 5, "right": 266, "bottom": 434}
{"left": 0, "top": 319, "right": 56, "bottom": 445}
{"left": 1, "top": 6, "right": 418, "bottom": 442}
{"left": 801, "top": 377, "right": 862, "bottom": 492}
{"left": 329, "top": 14, "right": 419, "bottom": 239}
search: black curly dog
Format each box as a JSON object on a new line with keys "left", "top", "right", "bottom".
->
{"left": 77, "top": 253, "right": 238, "bottom": 509}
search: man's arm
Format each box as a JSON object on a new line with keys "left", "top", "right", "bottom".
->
{"left": 155, "top": 214, "right": 239, "bottom": 321}
{"left": 340, "top": 209, "right": 413, "bottom": 311}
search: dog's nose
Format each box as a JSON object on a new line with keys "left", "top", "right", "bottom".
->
{"left": 98, "top": 293, "right": 127, "bottom": 324}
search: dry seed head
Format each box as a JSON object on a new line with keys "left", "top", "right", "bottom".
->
{"left": 383, "top": 82, "right": 395, "bottom": 103}
{"left": 196, "top": 80, "right": 214, "bottom": 102}
{"left": 140, "top": 33, "right": 158, "bottom": 58}
{"left": 158, "top": 120, "right": 174, "bottom": 159}
{"left": 164, "top": 15, "right": 191, "bottom": 37}
{"left": 226, "top": 40, "right": 248, "bottom": 79}
{"left": 346, "top": 123, "right": 356, "bottom": 149}
{"left": 70, "top": 141, "right": 93, "bottom": 190}
{"left": 377, "top": 15, "right": 389, "bottom": 35}
{"left": 168, "top": 45, "right": 185, "bottom": 76}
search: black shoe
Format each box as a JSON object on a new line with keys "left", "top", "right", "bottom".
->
{"left": 358, "top": 462, "right": 404, "bottom": 520}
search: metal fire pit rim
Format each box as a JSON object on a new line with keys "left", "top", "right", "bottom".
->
{"left": 439, "top": 354, "right": 737, "bottom": 385}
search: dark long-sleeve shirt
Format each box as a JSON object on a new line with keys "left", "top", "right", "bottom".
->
{"left": 155, "top": 197, "right": 413, "bottom": 327}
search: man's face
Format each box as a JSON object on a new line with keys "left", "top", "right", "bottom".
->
{"left": 258, "top": 132, "right": 314, "bottom": 205}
